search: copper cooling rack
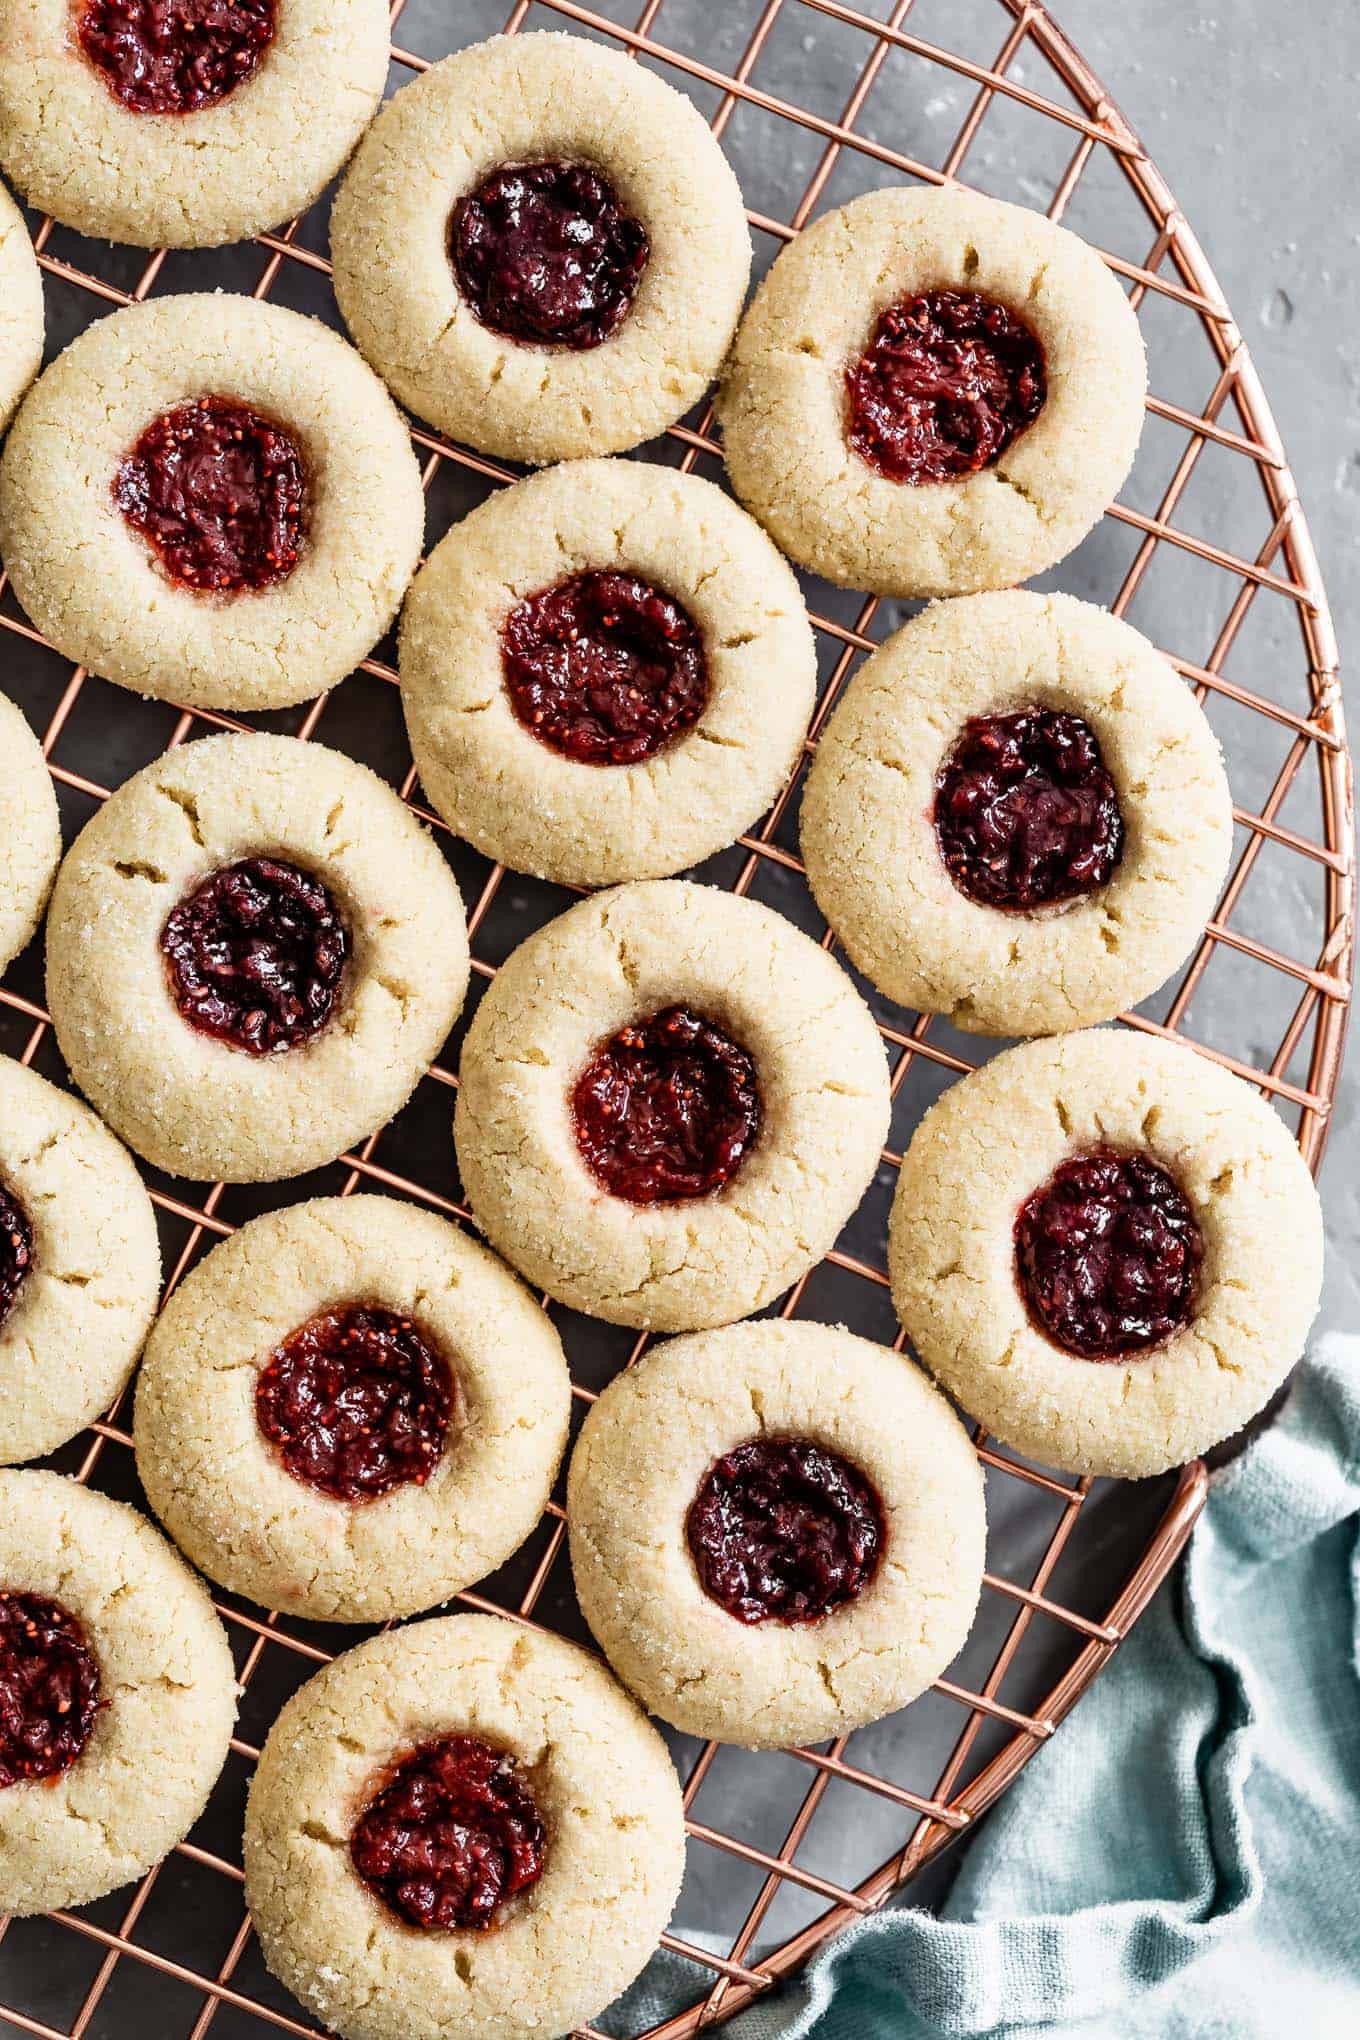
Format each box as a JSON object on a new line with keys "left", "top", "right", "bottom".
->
{"left": 0, "top": 1, "right": 1352, "bottom": 2035}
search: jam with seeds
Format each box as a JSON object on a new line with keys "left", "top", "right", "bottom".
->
{"left": 115, "top": 395, "right": 306, "bottom": 596}
{"left": 571, "top": 1005, "right": 761, "bottom": 1204}
{"left": 502, "top": 570, "right": 709, "bottom": 766}
{"left": 846, "top": 287, "right": 1046, "bottom": 484}
{"left": 350, "top": 1733, "right": 546, "bottom": 1931}
{"left": 161, "top": 855, "right": 350, "bottom": 1056}
{"left": 451, "top": 159, "right": 649, "bottom": 349}
{"left": 0, "top": 1591, "right": 102, "bottom": 1788}
{"left": 687, "top": 1437, "right": 884, "bottom": 1625}
{"left": 255, "top": 1304, "right": 455, "bottom": 1504}
{"left": 78, "top": 0, "right": 277, "bottom": 117}
{"left": 0, "top": 1187, "right": 33, "bottom": 1332}
{"left": 1015, "top": 1147, "right": 1203, "bottom": 1360}
{"left": 935, "top": 707, "right": 1124, "bottom": 911}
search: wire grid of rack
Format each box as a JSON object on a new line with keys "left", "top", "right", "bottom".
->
{"left": 0, "top": 0, "right": 1351, "bottom": 2035}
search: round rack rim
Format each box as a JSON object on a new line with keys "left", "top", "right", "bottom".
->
{"left": 0, "top": 2, "right": 1352, "bottom": 2038}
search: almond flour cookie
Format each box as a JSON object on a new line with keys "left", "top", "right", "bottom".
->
{"left": 801, "top": 592, "right": 1234, "bottom": 1036}
{"left": 244, "top": 1613, "right": 686, "bottom": 2040}
{"left": 889, "top": 1030, "right": 1325, "bottom": 1478}
{"left": 1, "top": 1057, "right": 161, "bottom": 1465}
{"left": 331, "top": 33, "right": 752, "bottom": 464}
{"left": 718, "top": 184, "right": 1146, "bottom": 598}
{"left": 454, "top": 881, "right": 891, "bottom": 1331}
{"left": 0, "top": 294, "right": 425, "bottom": 714}
{"left": 46, "top": 734, "right": 469, "bottom": 1184}
{"left": 0, "top": 178, "right": 41, "bottom": 436}
{"left": 400, "top": 459, "right": 817, "bottom": 887}
{"left": 0, "top": 1469, "right": 236, "bottom": 1916}
{"left": 0, "top": 689, "right": 60, "bottom": 977}
{"left": 569, "top": 1321, "right": 986, "bottom": 1748}
{"left": 135, "top": 1196, "right": 571, "bottom": 1623}
{"left": 0, "top": 1, "right": 389, "bottom": 249}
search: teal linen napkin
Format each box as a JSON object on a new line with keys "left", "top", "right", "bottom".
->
{"left": 630, "top": 1334, "right": 1360, "bottom": 2040}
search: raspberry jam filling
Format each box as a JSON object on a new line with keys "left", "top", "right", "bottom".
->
{"left": 114, "top": 395, "right": 306, "bottom": 596}
{"left": 0, "top": 1591, "right": 102, "bottom": 1789}
{"left": 78, "top": 0, "right": 277, "bottom": 117}
{"left": 350, "top": 1734, "right": 546, "bottom": 1931}
{"left": 451, "top": 159, "right": 650, "bottom": 349}
{"left": 846, "top": 288, "right": 1047, "bottom": 484}
{"left": 0, "top": 1187, "right": 34, "bottom": 1333}
{"left": 687, "top": 1437, "right": 885, "bottom": 1626}
{"left": 161, "top": 855, "right": 350, "bottom": 1056}
{"left": 255, "top": 1305, "right": 455, "bottom": 1505}
{"left": 935, "top": 708, "right": 1125, "bottom": 911}
{"left": 502, "top": 570, "right": 709, "bottom": 766}
{"left": 1016, "top": 1148, "right": 1203, "bottom": 1361}
{"left": 571, "top": 1005, "right": 761, "bottom": 1205}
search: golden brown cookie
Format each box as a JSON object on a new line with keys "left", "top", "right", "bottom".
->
{"left": 569, "top": 1321, "right": 986, "bottom": 1747}
{"left": 801, "top": 591, "right": 1233, "bottom": 1035}
{"left": 0, "top": 0, "right": 390, "bottom": 249}
{"left": 889, "top": 1030, "right": 1324, "bottom": 1476}
{"left": 0, "top": 295, "right": 425, "bottom": 713}
{"left": 136, "top": 1196, "right": 571, "bottom": 1622}
{"left": 0, "top": 688, "right": 60, "bottom": 978}
{"left": 0, "top": 1470, "right": 236, "bottom": 1916}
{"left": 400, "top": 458, "right": 816, "bottom": 887}
{"left": 46, "top": 734, "right": 469, "bottom": 1183}
{"left": 332, "top": 33, "right": 751, "bottom": 463}
{"left": 244, "top": 1614, "right": 686, "bottom": 2040}
{"left": 719, "top": 184, "right": 1145, "bottom": 597}
{"left": 1, "top": 1056, "right": 160, "bottom": 1466}
{"left": 454, "top": 882, "right": 891, "bottom": 1331}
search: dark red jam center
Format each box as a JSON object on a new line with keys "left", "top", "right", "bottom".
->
{"left": 687, "top": 1437, "right": 884, "bottom": 1626}
{"left": 255, "top": 1305, "right": 455, "bottom": 1505}
{"left": 451, "top": 159, "right": 650, "bottom": 350}
{"left": 0, "top": 1591, "right": 102, "bottom": 1789}
{"left": 846, "top": 288, "right": 1047, "bottom": 484}
{"left": 572, "top": 1005, "right": 761, "bottom": 1205}
{"left": 114, "top": 395, "right": 306, "bottom": 596}
{"left": 501, "top": 570, "right": 709, "bottom": 766}
{"left": 161, "top": 855, "right": 350, "bottom": 1056}
{"left": 935, "top": 708, "right": 1125, "bottom": 911}
{"left": 0, "top": 1187, "right": 34, "bottom": 1333}
{"left": 350, "top": 1734, "right": 546, "bottom": 1932}
{"left": 78, "top": 0, "right": 277, "bottom": 117}
{"left": 1016, "top": 1148, "right": 1203, "bottom": 1361}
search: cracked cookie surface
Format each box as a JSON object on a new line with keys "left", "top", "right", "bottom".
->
{"left": 45, "top": 733, "right": 469, "bottom": 1184}
{"left": 0, "top": 687, "right": 60, "bottom": 981}
{"left": 0, "top": 295, "right": 425, "bottom": 713}
{"left": 568, "top": 1321, "right": 986, "bottom": 1747}
{"left": 243, "top": 1612, "right": 686, "bottom": 2040}
{"left": 453, "top": 880, "right": 891, "bottom": 1331}
{"left": 400, "top": 459, "right": 816, "bottom": 887}
{"left": 0, "top": 178, "right": 41, "bottom": 435}
{"left": 0, "top": 1057, "right": 160, "bottom": 1466}
{"left": 0, "top": 1469, "right": 235, "bottom": 1915}
{"left": 801, "top": 591, "right": 1233, "bottom": 1036}
{"left": 331, "top": 33, "right": 751, "bottom": 463}
{"left": 888, "top": 1029, "right": 1324, "bottom": 1477}
{"left": 135, "top": 1196, "right": 570, "bottom": 1623}
{"left": 718, "top": 184, "right": 1146, "bottom": 597}
{"left": 0, "top": 0, "right": 389, "bottom": 249}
